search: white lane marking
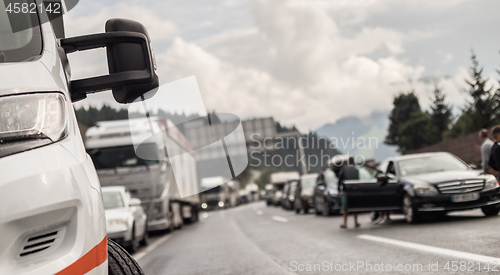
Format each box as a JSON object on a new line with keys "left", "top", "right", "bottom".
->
{"left": 358, "top": 234, "right": 500, "bottom": 263}
{"left": 256, "top": 210, "right": 263, "bottom": 215}
{"left": 272, "top": 216, "right": 288, "bottom": 223}
{"left": 133, "top": 233, "right": 175, "bottom": 261}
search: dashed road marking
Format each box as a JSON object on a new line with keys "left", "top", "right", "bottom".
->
{"left": 358, "top": 234, "right": 500, "bottom": 263}
{"left": 272, "top": 216, "right": 288, "bottom": 223}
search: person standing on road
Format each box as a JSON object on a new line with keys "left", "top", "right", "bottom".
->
{"left": 477, "top": 129, "right": 497, "bottom": 177}
{"left": 333, "top": 157, "right": 360, "bottom": 229}
{"left": 488, "top": 126, "right": 500, "bottom": 178}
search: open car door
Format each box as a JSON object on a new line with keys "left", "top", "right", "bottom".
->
{"left": 343, "top": 165, "right": 401, "bottom": 212}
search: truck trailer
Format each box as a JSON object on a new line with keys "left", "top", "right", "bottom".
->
{"left": 85, "top": 117, "right": 200, "bottom": 232}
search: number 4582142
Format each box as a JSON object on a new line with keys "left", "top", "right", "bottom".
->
{"left": 6, "top": 2, "right": 61, "bottom": 14}
{"left": 443, "top": 261, "right": 499, "bottom": 272}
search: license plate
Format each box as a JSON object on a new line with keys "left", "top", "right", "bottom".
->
{"left": 452, "top": 192, "right": 480, "bottom": 203}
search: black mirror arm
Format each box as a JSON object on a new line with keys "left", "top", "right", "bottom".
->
{"left": 61, "top": 31, "right": 149, "bottom": 53}
{"left": 61, "top": 32, "right": 155, "bottom": 100}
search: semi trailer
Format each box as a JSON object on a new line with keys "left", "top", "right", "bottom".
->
{"left": 85, "top": 117, "right": 200, "bottom": 232}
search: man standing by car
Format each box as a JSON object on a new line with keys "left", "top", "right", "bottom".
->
{"left": 477, "top": 129, "right": 496, "bottom": 177}
{"left": 488, "top": 126, "right": 500, "bottom": 178}
{"left": 335, "top": 156, "right": 360, "bottom": 229}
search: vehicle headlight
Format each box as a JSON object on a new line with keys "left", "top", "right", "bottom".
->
{"left": 328, "top": 189, "right": 339, "bottom": 196}
{"left": 107, "top": 218, "right": 127, "bottom": 227}
{"left": 201, "top": 203, "right": 207, "bottom": 209}
{"left": 484, "top": 176, "right": 499, "bottom": 190}
{"left": 414, "top": 184, "right": 439, "bottom": 196}
{"left": 0, "top": 93, "right": 68, "bottom": 157}
{"left": 218, "top": 201, "right": 224, "bottom": 207}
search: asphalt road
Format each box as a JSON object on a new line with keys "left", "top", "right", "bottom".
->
{"left": 136, "top": 201, "right": 500, "bottom": 274}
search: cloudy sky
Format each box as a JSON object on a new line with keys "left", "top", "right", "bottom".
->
{"left": 67, "top": 0, "right": 500, "bottom": 132}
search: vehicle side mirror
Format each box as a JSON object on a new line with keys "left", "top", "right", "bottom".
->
{"left": 61, "top": 18, "right": 159, "bottom": 103}
{"left": 129, "top": 198, "right": 142, "bottom": 207}
{"left": 377, "top": 174, "right": 389, "bottom": 186}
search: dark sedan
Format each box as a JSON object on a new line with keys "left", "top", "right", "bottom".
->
{"left": 294, "top": 173, "right": 318, "bottom": 213}
{"left": 313, "top": 168, "right": 342, "bottom": 216}
{"left": 345, "top": 152, "right": 500, "bottom": 223}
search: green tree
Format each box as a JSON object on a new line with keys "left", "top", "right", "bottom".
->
{"left": 398, "top": 111, "right": 434, "bottom": 153}
{"left": 462, "top": 50, "right": 495, "bottom": 130}
{"left": 443, "top": 110, "right": 473, "bottom": 140}
{"left": 385, "top": 91, "right": 421, "bottom": 149}
{"left": 428, "top": 82, "right": 453, "bottom": 143}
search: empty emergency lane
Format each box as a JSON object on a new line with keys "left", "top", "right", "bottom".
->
{"left": 137, "top": 202, "right": 500, "bottom": 274}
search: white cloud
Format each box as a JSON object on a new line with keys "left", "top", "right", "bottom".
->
{"left": 65, "top": 2, "right": 177, "bottom": 80}
{"left": 71, "top": 0, "right": 494, "bottom": 132}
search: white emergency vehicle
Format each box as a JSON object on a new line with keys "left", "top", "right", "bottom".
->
{"left": 0, "top": 1, "right": 158, "bottom": 274}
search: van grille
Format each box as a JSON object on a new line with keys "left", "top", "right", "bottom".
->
{"left": 437, "top": 179, "right": 484, "bottom": 194}
{"left": 19, "top": 229, "right": 63, "bottom": 258}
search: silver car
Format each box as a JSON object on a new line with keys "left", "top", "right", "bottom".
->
{"left": 102, "top": 186, "right": 148, "bottom": 253}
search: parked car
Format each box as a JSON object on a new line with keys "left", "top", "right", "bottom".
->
{"left": 102, "top": 186, "right": 149, "bottom": 253}
{"left": 314, "top": 167, "right": 342, "bottom": 215}
{"left": 265, "top": 184, "right": 275, "bottom": 206}
{"left": 270, "top": 171, "right": 300, "bottom": 206}
{"left": 294, "top": 173, "right": 318, "bottom": 214}
{"left": 273, "top": 189, "right": 283, "bottom": 206}
{"left": 346, "top": 152, "right": 500, "bottom": 223}
{"left": 285, "top": 180, "right": 298, "bottom": 210}
{"left": 281, "top": 181, "right": 292, "bottom": 210}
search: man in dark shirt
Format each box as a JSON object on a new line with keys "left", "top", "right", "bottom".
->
{"left": 332, "top": 156, "right": 359, "bottom": 229}
{"left": 488, "top": 126, "right": 500, "bottom": 177}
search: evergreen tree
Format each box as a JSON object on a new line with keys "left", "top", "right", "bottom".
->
{"left": 428, "top": 82, "right": 453, "bottom": 143}
{"left": 385, "top": 91, "right": 421, "bottom": 148}
{"left": 398, "top": 111, "right": 434, "bottom": 153}
{"left": 462, "top": 50, "right": 495, "bottom": 131}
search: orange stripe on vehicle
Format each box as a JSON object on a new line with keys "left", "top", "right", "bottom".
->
{"left": 56, "top": 236, "right": 107, "bottom": 275}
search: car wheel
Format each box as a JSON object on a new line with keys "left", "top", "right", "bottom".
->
{"left": 127, "top": 225, "right": 139, "bottom": 253}
{"left": 322, "top": 201, "right": 330, "bottom": 216}
{"left": 303, "top": 206, "right": 309, "bottom": 214}
{"left": 108, "top": 238, "right": 145, "bottom": 275}
{"left": 140, "top": 224, "right": 149, "bottom": 246}
{"left": 481, "top": 206, "right": 500, "bottom": 216}
{"left": 314, "top": 200, "right": 322, "bottom": 215}
{"left": 403, "top": 195, "right": 420, "bottom": 223}
{"left": 166, "top": 210, "right": 175, "bottom": 232}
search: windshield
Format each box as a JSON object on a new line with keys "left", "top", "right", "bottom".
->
{"left": 0, "top": 0, "right": 42, "bottom": 62}
{"left": 301, "top": 176, "right": 316, "bottom": 188}
{"left": 103, "top": 191, "right": 124, "bottom": 209}
{"left": 87, "top": 144, "right": 160, "bottom": 169}
{"left": 398, "top": 154, "right": 469, "bottom": 176}
{"left": 203, "top": 186, "right": 221, "bottom": 194}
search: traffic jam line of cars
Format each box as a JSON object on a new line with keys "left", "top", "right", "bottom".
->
{"left": 266, "top": 152, "right": 500, "bottom": 223}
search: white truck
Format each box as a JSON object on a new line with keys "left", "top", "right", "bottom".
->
{"left": 200, "top": 177, "right": 239, "bottom": 210}
{"left": 1, "top": 1, "right": 158, "bottom": 274}
{"left": 85, "top": 117, "right": 200, "bottom": 232}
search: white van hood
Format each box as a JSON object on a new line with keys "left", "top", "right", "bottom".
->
{"left": 0, "top": 58, "right": 63, "bottom": 96}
